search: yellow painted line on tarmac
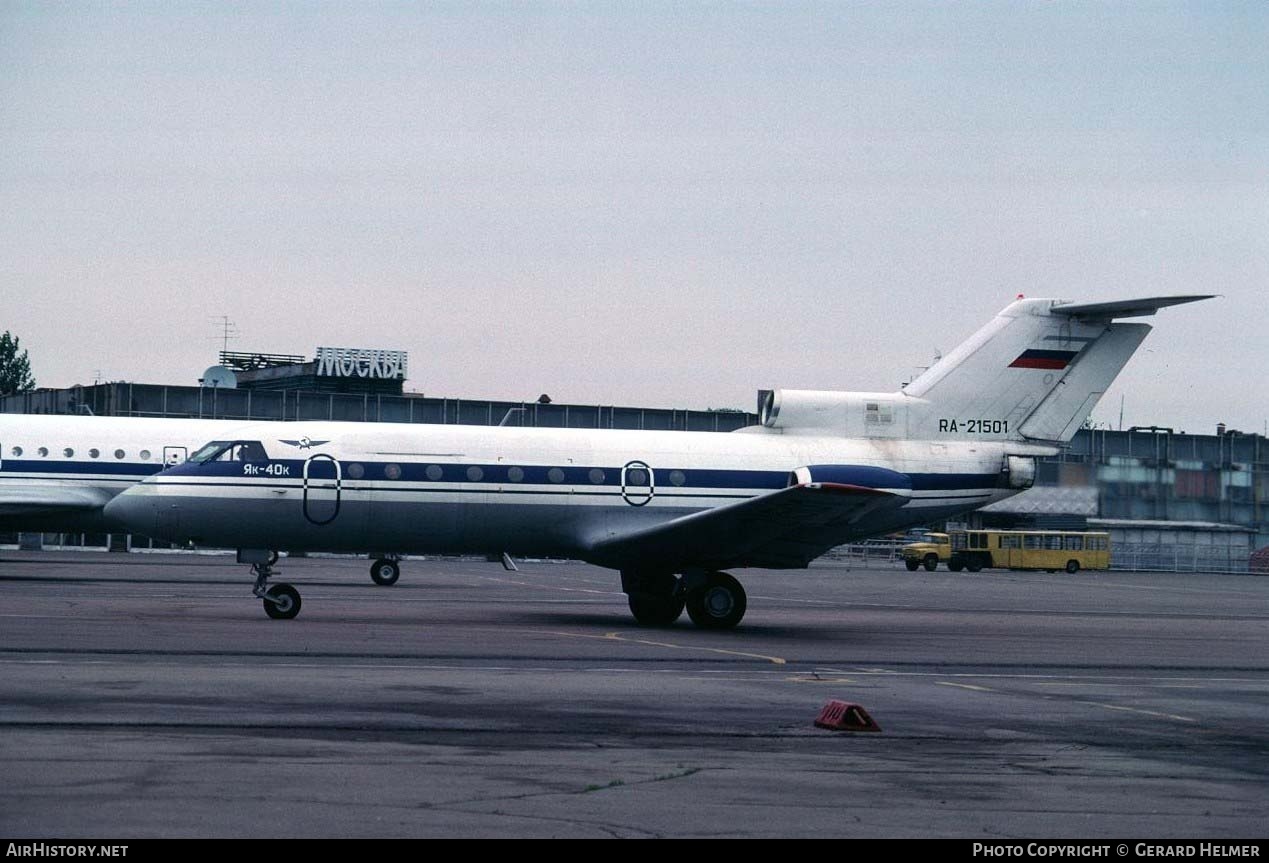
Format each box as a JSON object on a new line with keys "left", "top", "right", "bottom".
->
{"left": 528, "top": 628, "right": 786, "bottom": 665}
{"left": 937, "top": 681, "right": 996, "bottom": 693}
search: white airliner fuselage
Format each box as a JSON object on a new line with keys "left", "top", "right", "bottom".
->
{"left": 104, "top": 295, "right": 1213, "bottom": 628}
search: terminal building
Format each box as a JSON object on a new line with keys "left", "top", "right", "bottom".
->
{"left": 3, "top": 344, "right": 1265, "bottom": 571}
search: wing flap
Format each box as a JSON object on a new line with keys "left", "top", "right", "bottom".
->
{"left": 586, "top": 482, "right": 906, "bottom": 571}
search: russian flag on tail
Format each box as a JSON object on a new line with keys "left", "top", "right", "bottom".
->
{"left": 1009, "top": 349, "right": 1079, "bottom": 370}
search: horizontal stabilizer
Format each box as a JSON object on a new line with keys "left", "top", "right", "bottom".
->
{"left": 1050, "top": 295, "right": 1215, "bottom": 320}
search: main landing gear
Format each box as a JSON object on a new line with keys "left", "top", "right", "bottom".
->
{"left": 621, "top": 569, "right": 748, "bottom": 630}
{"left": 240, "top": 550, "right": 301, "bottom": 620}
{"left": 370, "top": 555, "right": 402, "bottom": 586}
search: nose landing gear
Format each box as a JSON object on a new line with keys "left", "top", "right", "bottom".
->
{"left": 241, "top": 550, "right": 301, "bottom": 620}
{"left": 370, "top": 556, "right": 402, "bottom": 586}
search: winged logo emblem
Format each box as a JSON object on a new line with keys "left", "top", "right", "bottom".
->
{"left": 279, "top": 436, "right": 330, "bottom": 450}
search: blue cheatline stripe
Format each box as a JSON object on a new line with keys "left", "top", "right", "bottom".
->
{"left": 163, "top": 459, "right": 791, "bottom": 490}
{"left": 4, "top": 456, "right": 1003, "bottom": 495}
{"left": 0, "top": 460, "right": 161, "bottom": 477}
{"left": 909, "top": 473, "right": 1000, "bottom": 490}
{"left": 153, "top": 454, "right": 999, "bottom": 494}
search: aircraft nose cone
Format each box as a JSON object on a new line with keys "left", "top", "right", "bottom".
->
{"left": 104, "top": 487, "right": 157, "bottom": 536}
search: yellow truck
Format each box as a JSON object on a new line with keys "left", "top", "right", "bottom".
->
{"left": 901, "top": 532, "right": 952, "bottom": 571}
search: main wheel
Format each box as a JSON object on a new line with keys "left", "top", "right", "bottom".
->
{"left": 904, "top": 559, "right": 920, "bottom": 571}
{"left": 370, "top": 558, "right": 400, "bottom": 586}
{"left": 627, "top": 593, "right": 684, "bottom": 626}
{"left": 263, "top": 583, "right": 301, "bottom": 620}
{"left": 923, "top": 554, "right": 939, "bottom": 572}
{"left": 1065, "top": 559, "right": 1080, "bottom": 574}
{"left": 685, "top": 571, "right": 747, "bottom": 630}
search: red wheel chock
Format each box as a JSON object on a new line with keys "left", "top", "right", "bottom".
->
{"left": 814, "top": 700, "right": 882, "bottom": 732}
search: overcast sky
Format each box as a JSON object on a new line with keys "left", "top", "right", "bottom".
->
{"left": 2, "top": 2, "right": 1265, "bottom": 434}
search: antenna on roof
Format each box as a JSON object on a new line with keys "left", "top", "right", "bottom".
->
{"left": 210, "top": 316, "right": 240, "bottom": 353}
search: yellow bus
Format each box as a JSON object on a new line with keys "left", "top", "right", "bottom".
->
{"left": 948, "top": 530, "right": 1110, "bottom": 574}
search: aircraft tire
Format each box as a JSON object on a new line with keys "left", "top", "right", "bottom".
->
{"left": 263, "top": 584, "right": 301, "bottom": 620}
{"left": 627, "top": 593, "right": 684, "bottom": 626}
{"left": 923, "top": 555, "right": 939, "bottom": 572}
{"left": 904, "top": 559, "right": 920, "bottom": 571}
{"left": 370, "top": 558, "right": 401, "bottom": 586}
{"left": 685, "top": 571, "right": 747, "bottom": 630}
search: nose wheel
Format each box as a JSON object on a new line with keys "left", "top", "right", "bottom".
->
{"left": 370, "top": 557, "right": 401, "bottom": 586}
{"left": 251, "top": 561, "right": 302, "bottom": 620}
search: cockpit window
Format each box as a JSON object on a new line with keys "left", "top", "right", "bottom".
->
{"left": 190, "top": 441, "right": 232, "bottom": 463}
{"left": 190, "top": 440, "right": 269, "bottom": 463}
{"left": 235, "top": 441, "right": 269, "bottom": 461}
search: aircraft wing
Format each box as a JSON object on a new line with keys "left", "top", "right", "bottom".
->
{"left": 0, "top": 484, "right": 113, "bottom": 517}
{"left": 585, "top": 483, "right": 906, "bottom": 571}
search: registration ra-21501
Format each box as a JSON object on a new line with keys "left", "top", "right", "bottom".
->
{"left": 938, "top": 419, "right": 1009, "bottom": 434}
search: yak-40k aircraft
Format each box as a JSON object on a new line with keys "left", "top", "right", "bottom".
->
{"left": 105, "top": 295, "right": 1211, "bottom": 627}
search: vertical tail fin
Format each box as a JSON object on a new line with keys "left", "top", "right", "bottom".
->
{"left": 904, "top": 296, "right": 1212, "bottom": 444}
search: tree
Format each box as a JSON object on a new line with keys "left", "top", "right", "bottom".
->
{"left": 0, "top": 331, "right": 36, "bottom": 395}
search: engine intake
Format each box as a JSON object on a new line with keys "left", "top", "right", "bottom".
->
{"left": 789, "top": 464, "right": 913, "bottom": 492}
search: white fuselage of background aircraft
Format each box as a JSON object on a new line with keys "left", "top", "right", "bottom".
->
{"left": 0, "top": 415, "right": 242, "bottom": 533}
